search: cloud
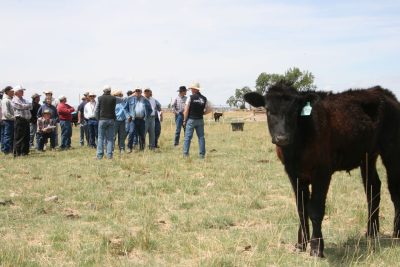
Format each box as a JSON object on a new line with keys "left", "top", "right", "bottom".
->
{"left": 1, "top": 0, "right": 399, "bottom": 105}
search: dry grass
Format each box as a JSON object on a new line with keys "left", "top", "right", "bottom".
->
{"left": 0, "top": 111, "right": 399, "bottom": 266}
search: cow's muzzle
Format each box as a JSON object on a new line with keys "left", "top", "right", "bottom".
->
{"left": 272, "top": 135, "right": 290, "bottom": 146}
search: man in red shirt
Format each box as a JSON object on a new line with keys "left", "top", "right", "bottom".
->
{"left": 57, "top": 95, "right": 75, "bottom": 150}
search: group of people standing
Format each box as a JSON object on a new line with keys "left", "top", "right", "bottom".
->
{"left": 0, "top": 82, "right": 211, "bottom": 159}
{"left": 77, "top": 86, "right": 162, "bottom": 159}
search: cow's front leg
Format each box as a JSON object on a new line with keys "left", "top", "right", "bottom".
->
{"left": 308, "top": 175, "right": 331, "bottom": 257}
{"left": 290, "top": 177, "right": 310, "bottom": 251}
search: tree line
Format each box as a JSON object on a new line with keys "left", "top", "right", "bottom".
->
{"left": 226, "top": 67, "right": 316, "bottom": 109}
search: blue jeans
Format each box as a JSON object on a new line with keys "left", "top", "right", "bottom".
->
{"left": 97, "top": 119, "right": 115, "bottom": 159}
{"left": 127, "top": 120, "right": 137, "bottom": 149}
{"left": 134, "top": 118, "right": 146, "bottom": 150}
{"left": 87, "top": 119, "right": 98, "bottom": 148}
{"left": 155, "top": 117, "right": 161, "bottom": 148}
{"left": 114, "top": 120, "right": 126, "bottom": 151}
{"left": 29, "top": 123, "right": 38, "bottom": 148}
{"left": 183, "top": 118, "right": 205, "bottom": 158}
{"left": 80, "top": 120, "right": 89, "bottom": 146}
{"left": 174, "top": 113, "right": 184, "bottom": 145}
{"left": 0, "top": 122, "right": 3, "bottom": 146}
{"left": 60, "top": 120, "right": 72, "bottom": 149}
{"left": 145, "top": 116, "right": 156, "bottom": 149}
{"left": 1, "top": 120, "right": 14, "bottom": 154}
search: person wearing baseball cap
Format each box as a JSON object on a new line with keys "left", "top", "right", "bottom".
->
{"left": 172, "top": 86, "right": 188, "bottom": 146}
{"left": 29, "top": 93, "right": 41, "bottom": 149}
{"left": 57, "top": 95, "right": 75, "bottom": 150}
{"left": 182, "top": 82, "right": 212, "bottom": 158}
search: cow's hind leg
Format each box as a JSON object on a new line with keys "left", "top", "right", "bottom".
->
{"left": 360, "top": 154, "right": 381, "bottom": 237}
{"left": 381, "top": 152, "right": 400, "bottom": 238}
{"left": 289, "top": 177, "right": 310, "bottom": 251}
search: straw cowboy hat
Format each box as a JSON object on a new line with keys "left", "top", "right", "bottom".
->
{"left": 188, "top": 82, "right": 201, "bottom": 90}
{"left": 112, "top": 90, "right": 123, "bottom": 96}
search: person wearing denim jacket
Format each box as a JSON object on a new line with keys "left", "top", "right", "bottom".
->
{"left": 125, "top": 88, "right": 152, "bottom": 150}
{"left": 113, "top": 90, "right": 128, "bottom": 153}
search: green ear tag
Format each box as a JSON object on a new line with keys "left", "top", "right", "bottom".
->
{"left": 301, "top": 102, "right": 312, "bottom": 116}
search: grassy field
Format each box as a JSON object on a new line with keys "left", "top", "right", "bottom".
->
{"left": 1, "top": 111, "right": 399, "bottom": 266}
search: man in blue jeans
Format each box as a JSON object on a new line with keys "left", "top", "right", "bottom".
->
{"left": 183, "top": 82, "right": 212, "bottom": 158}
{"left": 95, "top": 86, "right": 120, "bottom": 159}
{"left": 172, "top": 86, "right": 187, "bottom": 146}
{"left": 57, "top": 96, "right": 75, "bottom": 150}
{"left": 125, "top": 88, "right": 152, "bottom": 151}
{"left": 1, "top": 86, "right": 15, "bottom": 155}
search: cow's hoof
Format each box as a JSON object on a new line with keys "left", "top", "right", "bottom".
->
{"left": 294, "top": 243, "right": 307, "bottom": 252}
{"left": 392, "top": 231, "right": 400, "bottom": 239}
{"left": 310, "top": 249, "right": 324, "bottom": 258}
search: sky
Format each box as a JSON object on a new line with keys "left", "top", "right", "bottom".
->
{"left": 1, "top": 0, "right": 399, "bottom": 106}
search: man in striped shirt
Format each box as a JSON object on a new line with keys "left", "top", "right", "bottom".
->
{"left": 12, "top": 85, "right": 32, "bottom": 156}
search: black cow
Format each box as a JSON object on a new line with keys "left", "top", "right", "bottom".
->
{"left": 245, "top": 82, "right": 400, "bottom": 257}
{"left": 213, "top": 112, "right": 223, "bottom": 122}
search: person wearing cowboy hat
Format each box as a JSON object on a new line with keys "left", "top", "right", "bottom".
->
{"left": 29, "top": 93, "right": 41, "bottom": 149}
{"left": 182, "top": 82, "right": 212, "bottom": 158}
{"left": 84, "top": 92, "right": 98, "bottom": 148}
{"left": 1, "top": 86, "right": 15, "bottom": 154}
{"left": 12, "top": 85, "right": 33, "bottom": 156}
{"left": 77, "top": 93, "right": 90, "bottom": 146}
{"left": 36, "top": 109, "right": 56, "bottom": 151}
{"left": 172, "top": 85, "right": 188, "bottom": 146}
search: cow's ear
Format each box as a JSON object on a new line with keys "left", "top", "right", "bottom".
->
{"left": 303, "top": 92, "right": 320, "bottom": 106}
{"left": 244, "top": 92, "right": 265, "bottom": 108}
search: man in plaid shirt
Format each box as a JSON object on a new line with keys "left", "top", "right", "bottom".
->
{"left": 172, "top": 86, "right": 187, "bottom": 146}
{"left": 12, "top": 85, "right": 32, "bottom": 156}
{"left": 37, "top": 109, "right": 56, "bottom": 151}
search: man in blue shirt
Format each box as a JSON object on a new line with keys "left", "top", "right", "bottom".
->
{"left": 125, "top": 88, "right": 152, "bottom": 151}
{"left": 113, "top": 90, "right": 128, "bottom": 153}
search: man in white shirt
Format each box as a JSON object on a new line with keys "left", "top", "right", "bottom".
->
{"left": 84, "top": 92, "right": 98, "bottom": 148}
{"left": 144, "top": 88, "right": 161, "bottom": 149}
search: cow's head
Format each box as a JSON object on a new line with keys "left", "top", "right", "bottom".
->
{"left": 244, "top": 83, "right": 318, "bottom": 146}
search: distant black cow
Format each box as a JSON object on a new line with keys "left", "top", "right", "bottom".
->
{"left": 245, "top": 82, "right": 400, "bottom": 257}
{"left": 213, "top": 112, "right": 223, "bottom": 122}
{"left": 71, "top": 111, "right": 78, "bottom": 126}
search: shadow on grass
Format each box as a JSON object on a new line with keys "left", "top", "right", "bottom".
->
{"left": 325, "top": 234, "right": 399, "bottom": 266}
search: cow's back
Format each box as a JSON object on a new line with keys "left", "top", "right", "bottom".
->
{"left": 301, "top": 87, "right": 400, "bottom": 172}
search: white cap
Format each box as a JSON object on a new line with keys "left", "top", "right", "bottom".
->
{"left": 58, "top": 95, "right": 67, "bottom": 101}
